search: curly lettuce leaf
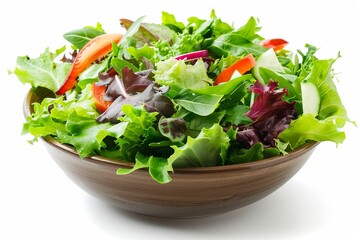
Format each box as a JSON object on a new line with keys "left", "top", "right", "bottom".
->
{"left": 303, "top": 58, "right": 350, "bottom": 127}
{"left": 168, "top": 124, "right": 230, "bottom": 168}
{"left": 13, "top": 47, "right": 71, "bottom": 92}
{"left": 23, "top": 86, "right": 128, "bottom": 157}
{"left": 57, "top": 113, "right": 127, "bottom": 158}
{"left": 278, "top": 114, "right": 345, "bottom": 149}
{"left": 115, "top": 104, "right": 158, "bottom": 161}
{"left": 154, "top": 58, "right": 212, "bottom": 90}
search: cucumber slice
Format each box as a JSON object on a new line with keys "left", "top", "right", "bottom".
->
{"left": 253, "top": 48, "right": 284, "bottom": 84}
{"left": 301, "top": 81, "right": 320, "bottom": 116}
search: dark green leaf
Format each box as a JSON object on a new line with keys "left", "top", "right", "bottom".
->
{"left": 63, "top": 25, "right": 105, "bottom": 49}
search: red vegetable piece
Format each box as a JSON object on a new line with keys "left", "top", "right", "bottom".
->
{"left": 260, "top": 38, "right": 288, "bottom": 52}
{"left": 174, "top": 50, "right": 209, "bottom": 60}
{"left": 214, "top": 54, "right": 256, "bottom": 85}
{"left": 92, "top": 83, "right": 113, "bottom": 113}
{"left": 56, "top": 33, "right": 122, "bottom": 95}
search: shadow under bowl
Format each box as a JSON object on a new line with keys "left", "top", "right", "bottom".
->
{"left": 24, "top": 88, "right": 319, "bottom": 218}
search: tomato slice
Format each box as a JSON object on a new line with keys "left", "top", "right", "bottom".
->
{"left": 260, "top": 38, "right": 288, "bottom": 52}
{"left": 92, "top": 83, "right": 113, "bottom": 113}
{"left": 214, "top": 54, "right": 256, "bottom": 85}
{"left": 56, "top": 33, "right": 122, "bottom": 95}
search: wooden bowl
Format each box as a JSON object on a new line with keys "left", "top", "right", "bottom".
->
{"left": 24, "top": 88, "right": 318, "bottom": 218}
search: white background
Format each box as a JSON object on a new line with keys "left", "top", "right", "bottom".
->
{"left": 1, "top": 0, "right": 359, "bottom": 239}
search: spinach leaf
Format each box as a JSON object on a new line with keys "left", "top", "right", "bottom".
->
{"left": 63, "top": 23, "right": 105, "bottom": 49}
{"left": 175, "top": 90, "right": 223, "bottom": 116}
{"left": 209, "top": 34, "right": 267, "bottom": 58}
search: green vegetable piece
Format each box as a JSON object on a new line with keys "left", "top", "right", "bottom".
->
{"left": 253, "top": 49, "right": 284, "bottom": 84}
{"left": 303, "top": 58, "right": 350, "bottom": 127}
{"left": 158, "top": 117, "right": 187, "bottom": 142}
{"left": 279, "top": 114, "right": 345, "bottom": 149}
{"left": 175, "top": 91, "right": 223, "bottom": 116}
{"left": 168, "top": 124, "right": 230, "bottom": 168}
{"left": 154, "top": 58, "right": 212, "bottom": 90}
{"left": 301, "top": 80, "right": 320, "bottom": 116}
{"left": 14, "top": 48, "right": 71, "bottom": 93}
{"left": 63, "top": 23, "right": 105, "bottom": 49}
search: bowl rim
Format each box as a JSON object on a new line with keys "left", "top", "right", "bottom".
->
{"left": 25, "top": 88, "right": 319, "bottom": 174}
{"left": 44, "top": 136, "right": 319, "bottom": 173}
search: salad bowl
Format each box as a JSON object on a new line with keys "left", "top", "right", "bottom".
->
{"left": 23, "top": 87, "right": 319, "bottom": 218}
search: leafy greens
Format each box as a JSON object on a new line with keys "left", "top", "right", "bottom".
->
{"left": 13, "top": 11, "right": 351, "bottom": 183}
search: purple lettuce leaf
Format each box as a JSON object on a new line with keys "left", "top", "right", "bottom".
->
{"left": 96, "top": 67, "right": 175, "bottom": 123}
{"left": 235, "top": 80, "right": 297, "bottom": 148}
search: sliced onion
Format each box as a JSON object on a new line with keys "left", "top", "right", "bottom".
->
{"left": 174, "top": 50, "right": 209, "bottom": 61}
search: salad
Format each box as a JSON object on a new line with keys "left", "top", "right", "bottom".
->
{"left": 13, "top": 11, "right": 350, "bottom": 183}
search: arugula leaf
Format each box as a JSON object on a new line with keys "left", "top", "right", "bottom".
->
{"left": 161, "top": 11, "right": 185, "bottom": 33}
{"left": 227, "top": 142, "right": 280, "bottom": 164}
{"left": 228, "top": 143, "right": 265, "bottom": 164}
{"left": 111, "top": 58, "right": 139, "bottom": 76}
{"left": 258, "top": 67, "right": 300, "bottom": 100}
{"left": 234, "top": 17, "right": 263, "bottom": 42}
{"left": 14, "top": 47, "right": 71, "bottom": 92}
{"left": 127, "top": 44, "right": 155, "bottom": 61}
{"left": 223, "top": 105, "right": 252, "bottom": 125}
{"left": 208, "top": 17, "right": 266, "bottom": 58}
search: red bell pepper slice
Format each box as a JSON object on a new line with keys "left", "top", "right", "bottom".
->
{"left": 260, "top": 38, "right": 288, "bottom": 52}
{"left": 214, "top": 54, "right": 256, "bottom": 85}
{"left": 56, "top": 33, "right": 122, "bottom": 95}
{"left": 92, "top": 83, "right": 113, "bottom": 113}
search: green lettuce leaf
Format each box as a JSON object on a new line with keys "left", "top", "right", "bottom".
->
{"left": 278, "top": 114, "right": 345, "bottom": 149}
{"left": 168, "top": 124, "right": 230, "bottom": 167}
{"left": 14, "top": 47, "right": 71, "bottom": 92}
{"left": 57, "top": 113, "right": 127, "bottom": 158}
{"left": 116, "top": 104, "right": 158, "bottom": 161}
{"left": 117, "top": 152, "right": 172, "bottom": 184}
{"left": 154, "top": 58, "right": 212, "bottom": 89}
{"left": 303, "top": 58, "right": 350, "bottom": 127}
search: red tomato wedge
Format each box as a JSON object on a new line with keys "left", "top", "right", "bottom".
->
{"left": 214, "top": 54, "right": 256, "bottom": 85}
{"left": 56, "top": 33, "right": 122, "bottom": 95}
{"left": 92, "top": 83, "right": 113, "bottom": 113}
{"left": 260, "top": 38, "right": 288, "bottom": 52}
